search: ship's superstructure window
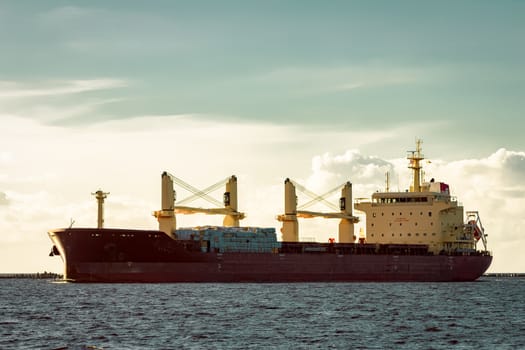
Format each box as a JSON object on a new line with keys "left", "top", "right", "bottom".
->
{"left": 378, "top": 197, "right": 429, "bottom": 203}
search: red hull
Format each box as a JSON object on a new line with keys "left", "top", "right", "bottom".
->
{"left": 49, "top": 228, "right": 492, "bottom": 283}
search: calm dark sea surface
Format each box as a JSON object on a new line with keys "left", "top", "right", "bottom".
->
{"left": 0, "top": 277, "right": 524, "bottom": 349}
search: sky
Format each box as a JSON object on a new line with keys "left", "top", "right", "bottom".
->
{"left": 0, "top": 1, "right": 524, "bottom": 273}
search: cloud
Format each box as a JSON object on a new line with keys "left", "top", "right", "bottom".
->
{"left": 0, "top": 79, "right": 128, "bottom": 126}
{"left": 253, "top": 65, "right": 430, "bottom": 96}
{"left": 0, "top": 192, "right": 8, "bottom": 205}
{"left": 38, "top": 5, "right": 188, "bottom": 54}
{"left": 0, "top": 79, "right": 127, "bottom": 99}
{"left": 40, "top": 5, "right": 94, "bottom": 20}
{"left": 306, "top": 149, "right": 396, "bottom": 193}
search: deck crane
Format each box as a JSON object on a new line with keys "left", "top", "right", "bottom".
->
{"left": 276, "top": 178, "right": 359, "bottom": 243}
{"left": 153, "top": 172, "right": 245, "bottom": 238}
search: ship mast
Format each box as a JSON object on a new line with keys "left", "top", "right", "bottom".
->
{"left": 407, "top": 139, "right": 424, "bottom": 192}
{"left": 92, "top": 190, "right": 109, "bottom": 229}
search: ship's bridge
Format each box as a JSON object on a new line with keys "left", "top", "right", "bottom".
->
{"left": 365, "top": 190, "right": 458, "bottom": 206}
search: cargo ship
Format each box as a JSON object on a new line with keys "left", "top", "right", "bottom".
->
{"left": 48, "top": 140, "right": 492, "bottom": 282}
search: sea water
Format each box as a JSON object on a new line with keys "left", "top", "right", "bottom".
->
{"left": 0, "top": 277, "right": 524, "bottom": 349}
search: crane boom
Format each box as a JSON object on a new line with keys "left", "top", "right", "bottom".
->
{"left": 175, "top": 205, "right": 245, "bottom": 219}
{"left": 296, "top": 210, "right": 358, "bottom": 220}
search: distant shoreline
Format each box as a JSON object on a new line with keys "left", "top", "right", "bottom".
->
{"left": 0, "top": 272, "right": 63, "bottom": 279}
{"left": 484, "top": 273, "right": 525, "bottom": 278}
{"left": 0, "top": 272, "right": 523, "bottom": 279}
